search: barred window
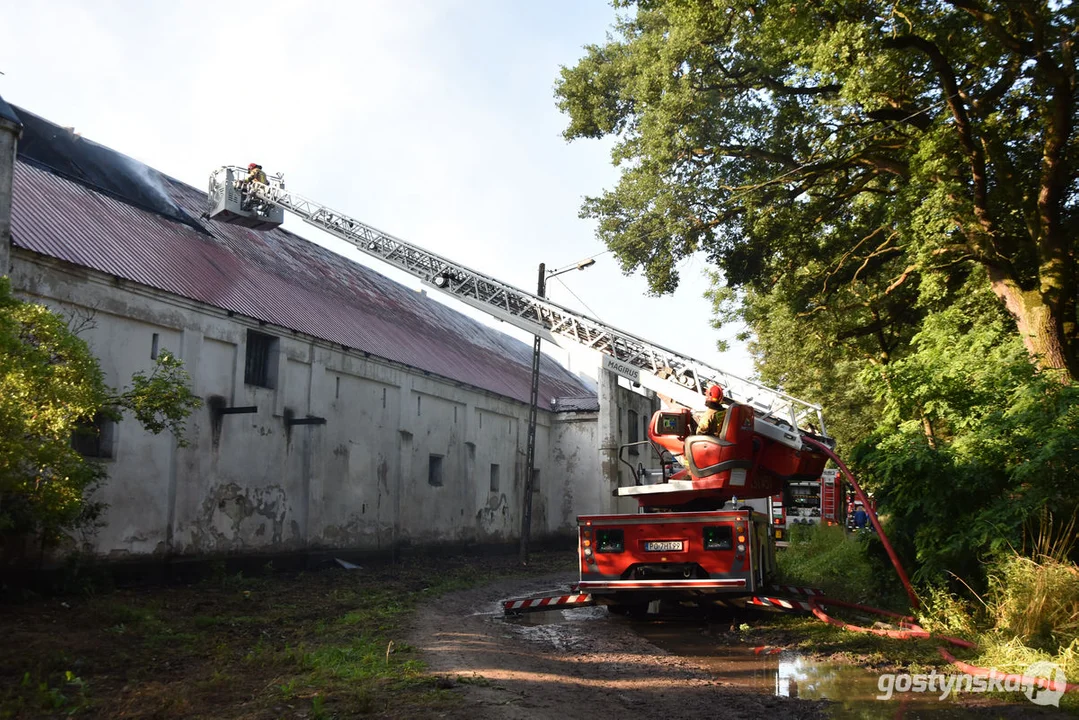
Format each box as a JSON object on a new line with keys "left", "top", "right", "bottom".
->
{"left": 428, "top": 455, "right": 444, "bottom": 487}
{"left": 72, "top": 413, "right": 116, "bottom": 459}
{"left": 244, "top": 330, "right": 278, "bottom": 388}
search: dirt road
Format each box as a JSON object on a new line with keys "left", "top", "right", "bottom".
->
{"left": 408, "top": 573, "right": 827, "bottom": 720}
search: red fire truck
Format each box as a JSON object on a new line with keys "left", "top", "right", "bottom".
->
{"left": 769, "top": 469, "right": 845, "bottom": 547}
{"left": 577, "top": 404, "right": 832, "bottom": 612}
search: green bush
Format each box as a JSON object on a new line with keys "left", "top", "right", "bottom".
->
{"left": 0, "top": 278, "right": 201, "bottom": 557}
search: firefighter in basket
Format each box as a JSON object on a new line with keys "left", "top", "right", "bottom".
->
{"left": 240, "top": 163, "right": 268, "bottom": 211}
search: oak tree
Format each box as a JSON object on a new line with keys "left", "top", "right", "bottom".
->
{"left": 557, "top": 0, "right": 1078, "bottom": 380}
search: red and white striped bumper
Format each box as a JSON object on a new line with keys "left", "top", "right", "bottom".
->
{"left": 503, "top": 592, "right": 595, "bottom": 614}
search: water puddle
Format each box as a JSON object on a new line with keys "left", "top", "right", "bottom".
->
{"left": 503, "top": 606, "right": 1047, "bottom": 718}
{"left": 632, "top": 617, "right": 1029, "bottom": 719}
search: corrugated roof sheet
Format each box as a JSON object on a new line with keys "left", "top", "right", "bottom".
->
{"left": 9, "top": 112, "right": 595, "bottom": 407}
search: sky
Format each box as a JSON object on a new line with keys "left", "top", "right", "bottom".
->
{"left": 0, "top": 0, "right": 755, "bottom": 381}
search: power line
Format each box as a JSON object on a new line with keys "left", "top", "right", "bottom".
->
{"left": 550, "top": 275, "right": 604, "bottom": 322}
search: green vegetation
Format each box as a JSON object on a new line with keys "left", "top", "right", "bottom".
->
{"left": 561, "top": 0, "right": 1079, "bottom": 690}
{"left": 917, "top": 517, "right": 1079, "bottom": 692}
{"left": 557, "top": 0, "right": 1077, "bottom": 381}
{"left": 0, "top": 551, "right": 572, "bottom": 719}
{"left": 776, "top": 524, "right": 902, "bottom": 608}
{"left": 772, "top": 522, "right": 1079, "bottom": 709}
{"left": 0, "top": 277, "right": 200, "bottom": 558}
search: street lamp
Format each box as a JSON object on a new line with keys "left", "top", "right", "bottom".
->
{"left": 520, "top": 257, "right": 596, "bottom": 564}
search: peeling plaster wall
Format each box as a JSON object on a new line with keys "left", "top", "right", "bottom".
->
{"left": 549, "top": 411, "right": 601, "bottom": 532}
{"left": 546, "top": 383, "right": 658, "bottom": 534}
{"left": 9, "top": 253, "right": 597, "bottom": 558}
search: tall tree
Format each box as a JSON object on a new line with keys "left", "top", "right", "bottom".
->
{"left": 557, "top": 0, "right": 1079, "bottom": 380}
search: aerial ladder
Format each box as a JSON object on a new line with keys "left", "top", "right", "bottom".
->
{"left": 208, "top": 165, "right": 841, "bottom": 612}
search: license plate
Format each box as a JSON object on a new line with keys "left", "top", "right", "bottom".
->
{"left": 644, "top": 540, "right": 683, "bottom": 552}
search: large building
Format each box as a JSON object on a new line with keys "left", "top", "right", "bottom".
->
{"left": 0, "top": 96, "right": 656, "bottom": 561}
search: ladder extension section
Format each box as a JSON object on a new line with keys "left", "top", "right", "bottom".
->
{"left": 238, "top": 171, "right": 824, "bottom": 434}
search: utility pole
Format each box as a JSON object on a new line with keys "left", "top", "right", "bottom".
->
{"left": 520, "top": 258, "right": 595, "bottom": 564}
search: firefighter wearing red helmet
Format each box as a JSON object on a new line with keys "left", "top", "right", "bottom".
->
{"left": 245, "top": 162, "right": 267, "bottom": 186}
{"left": 696, "top": 384, "right": 726, "bottom": 437}
{"left": 239, "top": 163, "right": 268, "bottom": 211}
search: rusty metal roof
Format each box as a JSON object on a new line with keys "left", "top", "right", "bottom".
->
{"left": 8, "top": 113, "right": 595, "bottom": 407}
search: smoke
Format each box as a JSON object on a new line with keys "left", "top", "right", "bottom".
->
{"left": 115, "top": 150, "right": 185, "bottom": 217}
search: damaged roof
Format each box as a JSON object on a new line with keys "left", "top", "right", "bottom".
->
{"left": 0, "top": 93, "right": 20, "bottom": 129}
{"left": 9, "top": 105, "right": 596, "bottom": 407}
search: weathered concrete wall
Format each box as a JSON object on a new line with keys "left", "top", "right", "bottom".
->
{"left": 546, "top": 382, "right": 658, "bottom": 532}
{"left": 0, "top": 111, "right": 19, "bottom": 275}
{"left": 10, "top": 253, "right": 615, "bottom": 559}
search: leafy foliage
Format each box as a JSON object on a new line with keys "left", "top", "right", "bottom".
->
{"left": 849, "top": 285, "right": 1079, "bottom": 583}
{"left": 0, "top": 278, "right": 201, "bottom": 554}
{"left": 558, "top": 0, "right": 1079, "bottom": 378}
{"left": 560, "top": 0, "right": 1079, "bottom": 594}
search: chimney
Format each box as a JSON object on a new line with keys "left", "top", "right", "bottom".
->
{"left": 0, "top": 94, "right": 22, "bottom": 277}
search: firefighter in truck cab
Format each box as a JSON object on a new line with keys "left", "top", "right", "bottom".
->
{"left": 696, "top": 384, "right": 727, "bottom": 436}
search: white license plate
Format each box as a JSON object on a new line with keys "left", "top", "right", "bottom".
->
{"left": 644, "top": 540, "right": 683, "bottom": 552}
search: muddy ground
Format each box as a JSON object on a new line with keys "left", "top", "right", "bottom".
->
{"left": 409, "top": 572, "right": 827, "bottom": 720}
{"left": 410, "top": 572, "right": 1077, "bottom": 720}
{"left": 1, "top": 553, "right": 1074, "bottom": 719}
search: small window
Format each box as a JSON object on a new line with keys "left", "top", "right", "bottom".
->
{"left": 490, "top": 463, "right": 500, "bottom": 492}
{"left": 244, "top": 330, "right": 278, "bottom": 388}
{"left": 428, "top": 455, "right": 443, "bottom": 487}
{"left": 628, "top": 409, "right": 639, "bottom": 455}
{"left": 531, "top": 468, "right": 540, "bottom": 493}
{"left": 151, "top": 332, "right": 159, "bottom": 360}
{"left": 72, "top": 412, "right": 116, "bottom": 459}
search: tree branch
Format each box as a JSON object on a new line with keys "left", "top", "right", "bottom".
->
{"left": 865, "top": 106, "right": 933, "bottom": 132}
{"left": 887, "top": 34, "right": 996, "bottom": 240}
{"left": 945, "top": 0, "right": 1033, "bottom": 54}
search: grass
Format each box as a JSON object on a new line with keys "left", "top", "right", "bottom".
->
{"left": 775, "top": 523, "right": 905, "bottom": 608}
{"left": 770, "top": 518, "right": 1079, "bottom": 712}
{"left": 0, "top": 550, "right": 574, "bottom": 719}
{"left": 929, "top": 516, "right": 1079, "bottom": 713}
{"left": 742, "top": 612, "right": 947, "bottom": 672}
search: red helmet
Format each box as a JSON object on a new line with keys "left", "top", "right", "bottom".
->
{"left": 248, "top": 163, "right": 260, "bottom": 169}
{"left": 706, "top": 385, "right": 724, "bottom": 403}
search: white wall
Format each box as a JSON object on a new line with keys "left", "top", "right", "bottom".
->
{"left": 10, "top": 252, "right": 643, "bottom": 559}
